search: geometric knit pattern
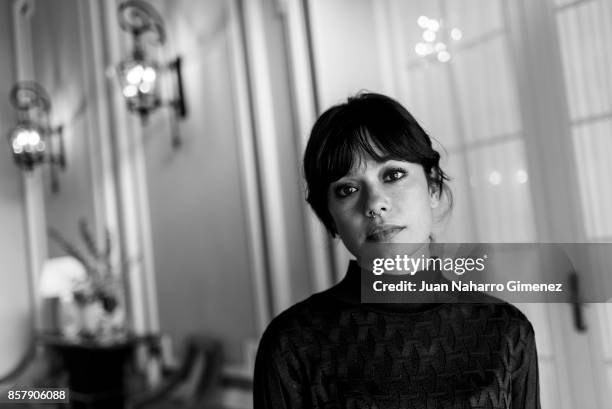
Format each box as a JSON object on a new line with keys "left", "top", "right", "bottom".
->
{"left": 254, "top": 262, "right": 540, "bottom": 409}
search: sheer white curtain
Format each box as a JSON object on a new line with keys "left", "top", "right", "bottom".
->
{"left": 554, "top": 0, "right": 612, "bottom": 396}
{"left": 556, "top": 0, "right": 612, "bottom": 241}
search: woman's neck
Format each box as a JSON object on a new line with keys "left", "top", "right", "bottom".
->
{"left": 356, "top": 241, "right": 432, "bottom": 275}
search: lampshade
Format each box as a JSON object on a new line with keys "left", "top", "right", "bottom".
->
{"left": 39, "top": 256, "right": 87, "bottom": 300}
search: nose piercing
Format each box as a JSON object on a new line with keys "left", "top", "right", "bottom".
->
{"left": 367, "top": 209, "right": 381, "bottom": 219}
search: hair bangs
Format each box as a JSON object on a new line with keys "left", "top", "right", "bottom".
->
{"left": 322, "top": 124, "right": 429, "bottom": 184}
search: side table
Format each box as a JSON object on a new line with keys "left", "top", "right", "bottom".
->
{"left": 38, "top": 334, "right": 136, "bottom": 409}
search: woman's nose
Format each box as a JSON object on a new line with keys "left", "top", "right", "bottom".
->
{"left": 363, "top": 184, "right": 390, "bottom": 218}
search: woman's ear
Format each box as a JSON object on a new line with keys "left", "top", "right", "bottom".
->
{"left": 427, "top": 170, "right": 442, "bottom": 209}
{"left": 429, "top": 187, "right": 440, "bottom": 209}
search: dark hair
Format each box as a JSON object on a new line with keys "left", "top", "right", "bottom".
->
{"left": 303, "top": 92, "right": 452, "bottom": 237}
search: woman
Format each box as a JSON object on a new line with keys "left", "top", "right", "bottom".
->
{"left": 254, "top": 93, "right": 540, "bottom": 409}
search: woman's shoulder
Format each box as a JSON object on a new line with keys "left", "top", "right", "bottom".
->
{"left": 451, "top": 292, "right": 535, "bottom": 333}
{"left": 258, "top": 291, "right": 339, "bottom": 349}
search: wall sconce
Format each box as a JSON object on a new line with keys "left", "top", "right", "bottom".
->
{"left": 116, "top": 0, "right": 187, "bottom": 149}
{"left": 7, "top": 81, "right": 65, "bottom": 193}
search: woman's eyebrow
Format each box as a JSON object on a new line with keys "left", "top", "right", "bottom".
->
{"left": 381, "top": 158, "right": 412, "bottom": 166}
{"left": 368, "top": 156, "right": 399, "bottom": 167}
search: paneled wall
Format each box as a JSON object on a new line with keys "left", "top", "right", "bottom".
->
{"left": 134, "top": 0, "right": 315, "bottom": 364}
{"left": 140, "top": 0, "right": 259, "bottom": 364}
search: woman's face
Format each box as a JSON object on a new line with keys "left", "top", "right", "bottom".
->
{"left": 327, "top": 155, "right": 439, "bottom": 262}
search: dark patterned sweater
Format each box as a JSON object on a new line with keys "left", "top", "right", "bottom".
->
{"left": 254, "top": 261, "right": 540, "bottom": 409}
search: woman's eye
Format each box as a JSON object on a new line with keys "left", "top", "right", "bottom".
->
{"left": 384, "top": 169, "right": 407, "bottom": 182}
{"left": 335, "top": 185, "right": 358, "bottom": 198}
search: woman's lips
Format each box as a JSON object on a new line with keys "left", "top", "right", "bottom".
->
{"left": 365, "top": 225, "right": 405, "bottom": 242}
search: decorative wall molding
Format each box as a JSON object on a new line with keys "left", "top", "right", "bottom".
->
{"left": 227, "top": 0, "right": 272, "bottom": 333}
{"left": 12, "top": 0, "right": 46, "bottom": 331}
{"left": 77, "top": 0, "right": 122, "bottom": 272}
{"left": 240, "top": 0, "right": 293, "bottom": 314}
{"left": 281, "top": 0, "right": 333, "bottom": 291}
